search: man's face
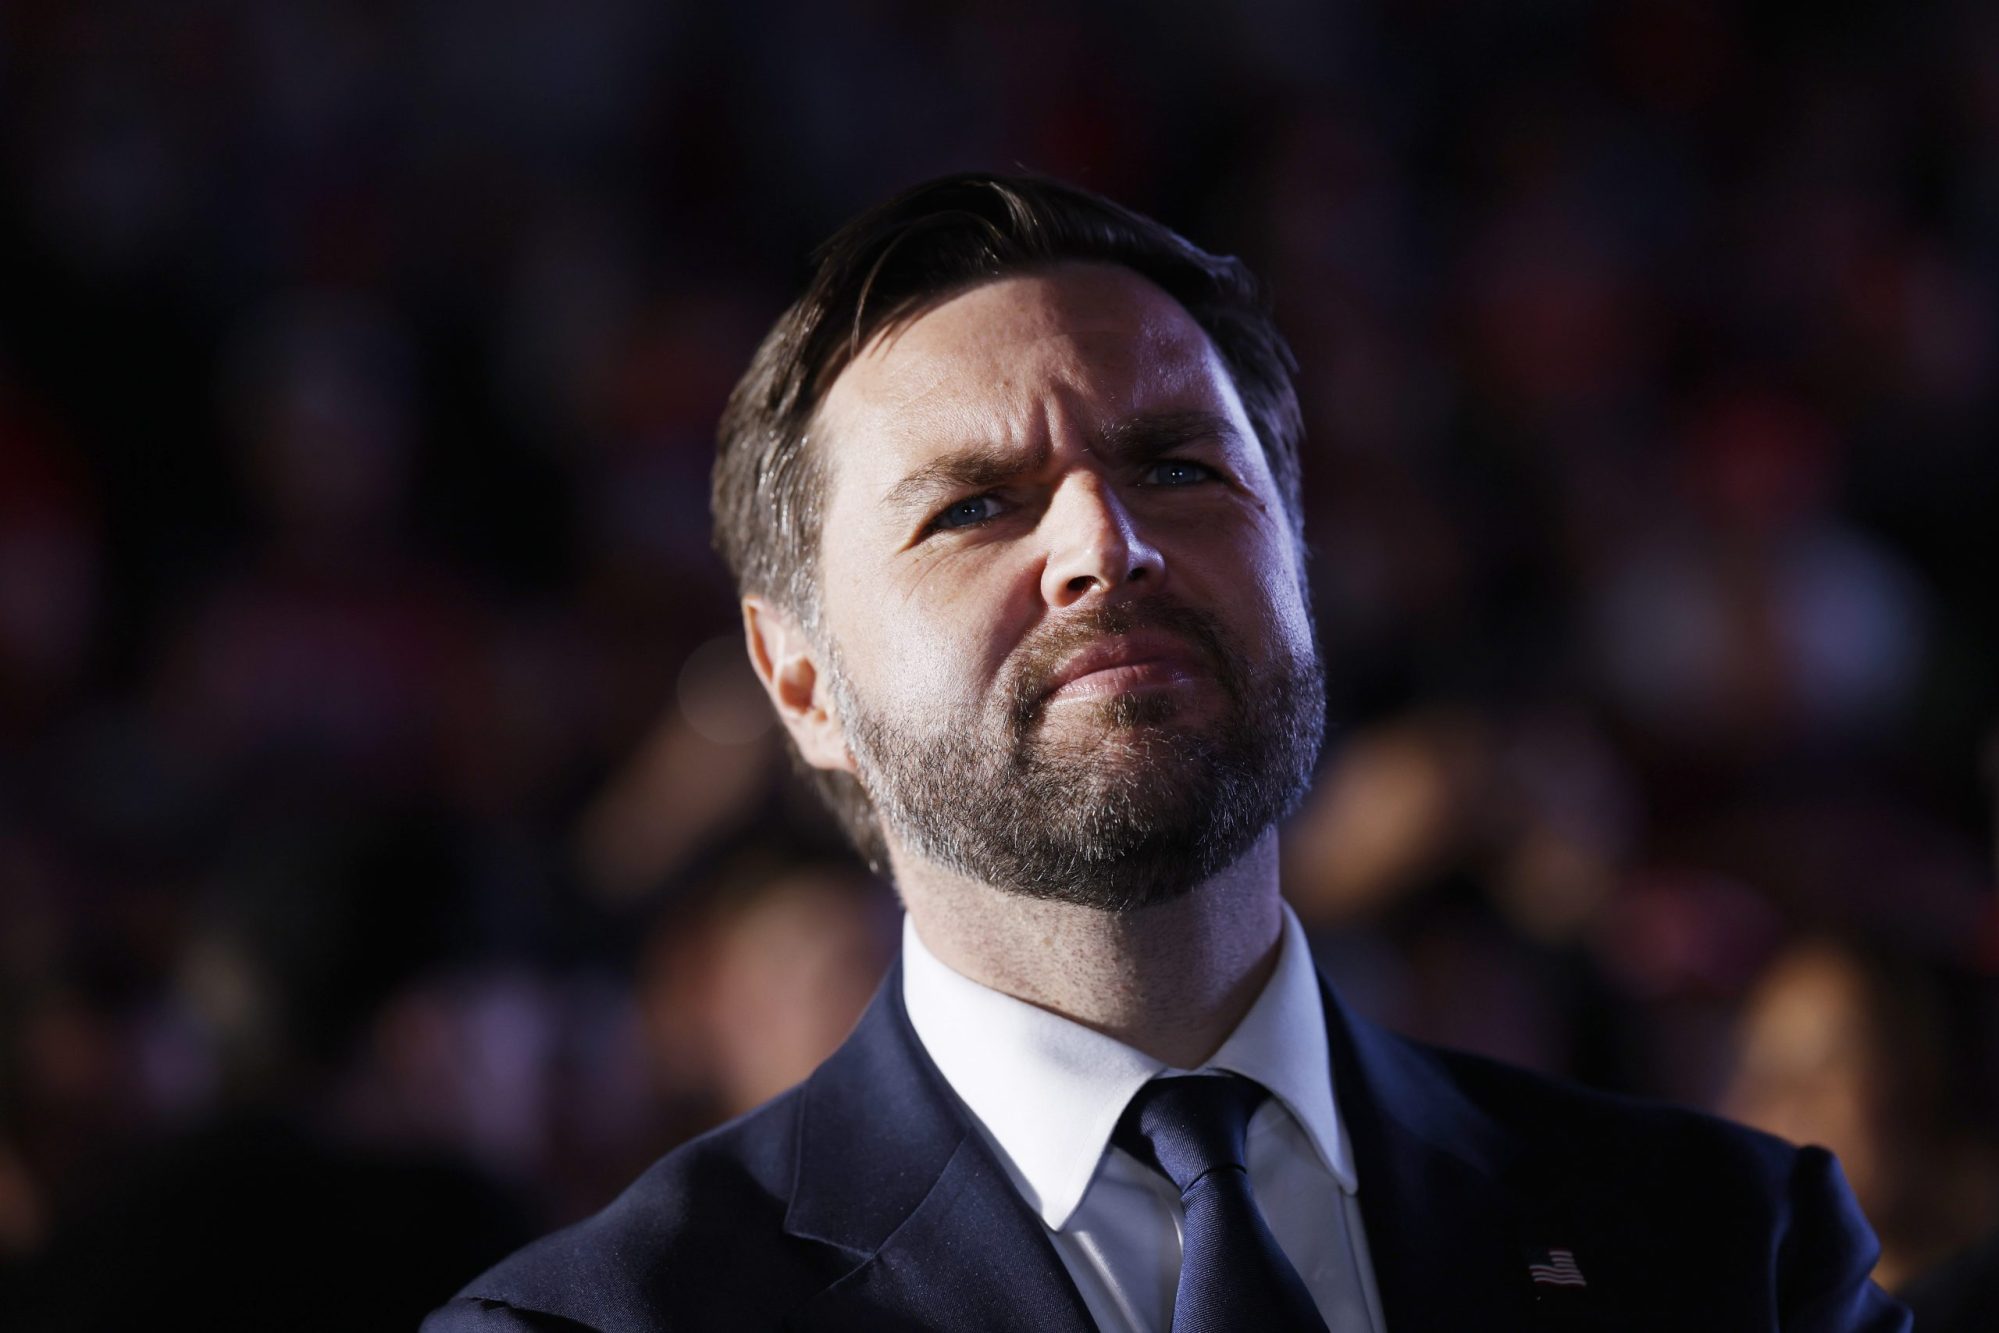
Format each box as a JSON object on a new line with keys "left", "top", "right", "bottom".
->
{"left": 803, "top": 262, "right": 1323, "bottom": 909}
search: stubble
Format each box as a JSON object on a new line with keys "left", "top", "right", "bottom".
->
{"left": 831, "top": 598, "right": 1326, "bottom": 911}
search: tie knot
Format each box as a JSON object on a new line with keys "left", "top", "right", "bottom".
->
{"left": 1114, "top": 1074, "right": 1269, "bottom": 1196}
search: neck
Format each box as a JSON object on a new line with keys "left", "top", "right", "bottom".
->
{"left": 894, "top": 831, "right": 1286, "bottom": 1069}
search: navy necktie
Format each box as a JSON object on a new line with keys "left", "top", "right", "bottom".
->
{"left": 1114, "top": 1074, "right": 1331, "bottom": 1333}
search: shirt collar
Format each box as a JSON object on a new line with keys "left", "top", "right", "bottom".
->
{"left": 900, "top": 903, "right": 1356, "bottom": 1231}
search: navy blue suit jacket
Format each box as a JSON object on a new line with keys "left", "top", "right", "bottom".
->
{"left": 424, "top": 959, "right": 1910, "bottom": 1331}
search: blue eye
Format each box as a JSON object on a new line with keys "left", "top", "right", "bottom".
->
{"left": 932, "top": 494, "right": 1004, "bottom": 531}
{"left": 1143, "top": 459, "right": 1216, "bottom": 486}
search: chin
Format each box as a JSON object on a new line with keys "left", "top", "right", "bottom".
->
{"left": 1037, "top": 686, "right": 1215, "bottom": 743}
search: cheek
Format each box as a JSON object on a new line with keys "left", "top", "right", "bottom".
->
{"left": 1178, "top": 510, "right": 1313, "bottom": 653}
{"left": 825, "top": 560, "right": 1028, "bottom": 710}
{"left": 1262, "top": 536, "right": 1316, "bottom": 648}
{"left": 1248, "top": 494, "right": 1314, "bottom": 639}
{"left": 1265, "top": 571, "right": 1318, "bottom": 671}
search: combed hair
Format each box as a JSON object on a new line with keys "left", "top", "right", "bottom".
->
{"left": 711, "top": 172, "right": 1305, "bottom": 866}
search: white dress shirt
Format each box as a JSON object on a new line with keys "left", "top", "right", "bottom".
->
{"left": 901, "top": 905, "right": 1387, "bottom": 1333}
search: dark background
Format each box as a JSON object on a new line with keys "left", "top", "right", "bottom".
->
{"left": 2, "top": 0, "right": 1996, "bottom": 1327}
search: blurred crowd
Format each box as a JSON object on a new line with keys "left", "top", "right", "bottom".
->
{"left": 2, "top": 0, "right": 1997, "bottom": 1327}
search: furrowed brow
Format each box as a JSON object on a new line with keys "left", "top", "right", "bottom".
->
{"left": 881, "top": 440, "right": 1044, "bottom": 520}
{"left": 1094, "top": 410, "right": 1244, "bottom": 464}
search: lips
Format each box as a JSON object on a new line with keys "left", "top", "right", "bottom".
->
{"left": 1039, "top": 630, "right": 1212, "bottom": 704}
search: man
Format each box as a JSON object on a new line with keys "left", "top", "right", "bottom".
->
{"left": 426, "top": 174, "right": 1909, "bottom": 1331}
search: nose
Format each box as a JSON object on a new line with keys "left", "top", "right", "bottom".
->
{"left": 1038, "top": 473, "right": 1165, "bottom": 608}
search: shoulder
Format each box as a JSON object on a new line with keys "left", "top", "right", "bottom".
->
{"left": 1337, "top": 997, "right": 1809, "bottom": 1191}
{"left": 423, "top": 1088, "right": 839, "bottom": 1333}
{"left": 1388, "top": 1036, "right": 1907, "bottom": 1329}
{"left": 1420, "top": 1038, "right": 1799, "bottom": 1181}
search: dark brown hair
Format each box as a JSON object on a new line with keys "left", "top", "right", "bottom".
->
{"left": 711, "top": 171, "right": 1305, "bottom": 865}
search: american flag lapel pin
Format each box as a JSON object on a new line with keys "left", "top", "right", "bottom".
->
{"left": 1528, "top": 1246, "right": 1587, "bottom": 1289}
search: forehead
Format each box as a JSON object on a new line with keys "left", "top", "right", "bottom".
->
{"left": 814, "top": 263, "right": 1246, "bottom": 490}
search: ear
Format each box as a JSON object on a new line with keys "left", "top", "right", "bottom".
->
{"left": 742, "top": 596, "right": 855, "bottom": 774}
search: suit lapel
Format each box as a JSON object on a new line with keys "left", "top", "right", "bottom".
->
{"left": 780, "top": 946, "right": 1590, "bottom": 1330}
{"left": 1321, "top": 976, "right": 1546, "bottom": 1330}
{"left": 783, "top": 962, "right": 1095, "bottom": 1333}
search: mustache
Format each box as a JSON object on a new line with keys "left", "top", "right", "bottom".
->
{"left": 1000, "top": 598, "right": 1238, "bottom": 724}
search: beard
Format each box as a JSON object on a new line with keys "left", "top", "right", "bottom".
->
{"left": 828, "top": 598, "right": 1326, "bottom": 912}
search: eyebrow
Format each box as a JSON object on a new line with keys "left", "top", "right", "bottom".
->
{"left": 880, "top": 409, "right": 1244, "bottom": 521}
{"left": 1097, "top": 409, "right": 1245, "bottom": 465}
